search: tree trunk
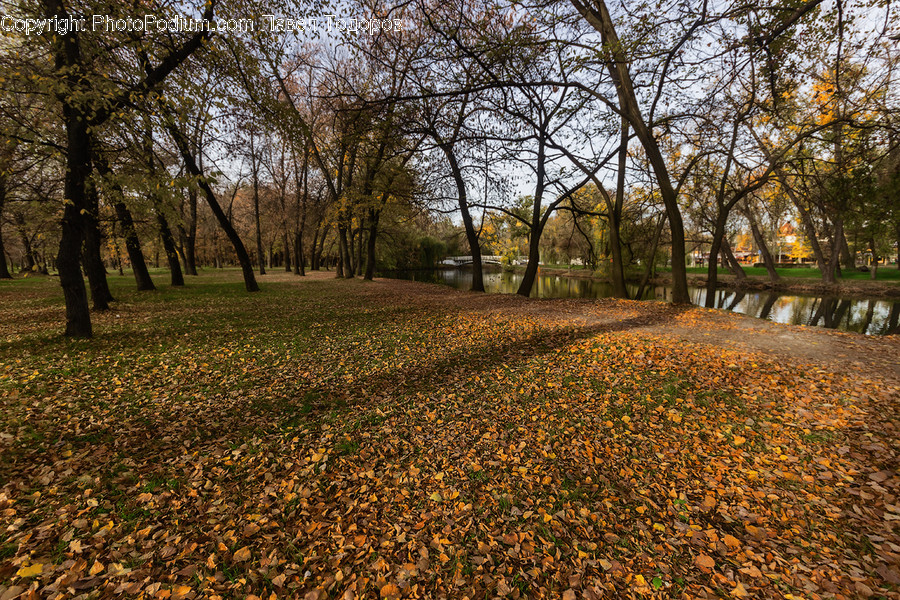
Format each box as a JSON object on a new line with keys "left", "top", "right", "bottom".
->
{"left": 283, "top": 232, "right": 292, "bottom": 272}
{"left": 517, "top": 135, "right": 547, "bottom": 298}
{"left": 145, "top": 125, "right": 184, "bottom": 287}
{"left": 168, "top": 121, "right": 259, "bottom": 292}
{"left": 517, "top": 228, "right": 542, "bottom": 297}
{"left": 442, "top": 143, "right": 484, "bottom": 292}
{"left": 607, "top": 116, "right": 629, "bottom": 298}
{"left": 335, "top": 228, "right": 345, "bottom": 278}
{"left": 46, "top": 0, "right": 92, "bottom": 336}
{"left": 840, "top": 228, "right": 854, "bottom": 270}
{"left": 704, "top": 218, "right": 726, "bottom": 308}
{"left": 295, "top": 231, "right": 305, "bottom": 276}
{"left": 310, "top": 221, "right": 320, "bottom": 270}
{"left": 183, "top": 188, "right": 198, "bottom": 275}
{"left": 822, "top": 218, "right": 843, "bottom": 285}
{"left": 365, "top": 208, "right": 380, "bottom": 281}
{"left": 316, "top": 226, "right": 328, "bottom": 271}
{"left": 572, "top": 0, "right": 689, "bottom": 304}
{"left": 113, "top": 202, "right": 155, "bottom": 291}
{"left": 744, "top": 206, "right": 780, "bottom": 283}
{"left": 339, "top": 223, "right": 353, "bottom": 279}
{"left": 110, "top": 220, "right": 125, "bottom": 276}
{"left": 782, "top": 178, "right": 829, "bottom": 276}
{"left": 82, "top": 177, "right": 114, "bottom": 310}
{"left": 870, "top": 236, "right": 878, "bottom": 280}
{"left": 721, "top": 238, "right": 746, "bottom": 281}
{"left": 357, "top": 221, "right": 365, "bottom": 276}
{"left": 0, "top": 176, "right": 11, "bottom": 279}
{"left": 94, "top": 150, "right": 156, "bottom": 292}
{"left": 887, "top": 301, "right": 899, "bottom": 334}
{"left": 252, "top": 153, "right": 266, "bottom": 276}
{"left": 157, "top": 211, "right": 184, "bottom": 286}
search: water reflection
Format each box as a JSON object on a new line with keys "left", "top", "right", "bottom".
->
{"left": 381, "top": 268, "right": 898, "bottom": 335}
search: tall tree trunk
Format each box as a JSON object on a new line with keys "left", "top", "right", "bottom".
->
{"left": 357, "top": 221, "right": 365, "bottom": 276}
{"left": 316, "top": 226, "right": 328, "bottom": 271}
{"left": 822, "top": 218, "right": 843, "bottom": 285}
{"left": 146, "top": 125, "right": 184, "bottom": 287}
{"left": 840, "top": 229, "right": 854, "bottom": 270}
{"left": 113, "top": 202, "right": 155, "bottom": 291}
{"left": 517, "top": 226, "right": 543, "bottom": 297}
{"left": 339, "top": 222, "right": 353, "bottom": 279}
{"left": 365, "top": 208, "right": 380, "bottom": 281}
{"left": 744, "top": 206, "right": 780, "bottom": 283}
{"left": 156, "top": 211, "right": 184, "bottom": 286}
{"left": 704, "top": 217, "right": 726, "bottom": 308}
{"left": 185, "top": 188, "right": 198, "bottom": 275}
{"left": 47, "top": 0, "right": 92, "bottom": 336}
{"left": 295, "top": 231, "right": 305, "bottom": 276}
{"left": 95, "top": 151, "right": 156, "bottom": 291}
{"left": 517, "top": 135, "right": 547, "bottom": 298}
{"left": 442, "top": 144, "right": 484, "bottom": 292}
{"left": 82, "top": 177, "right": 114, "bottom": 310}
{"left": 283, "top": 232, "right": 292, "bottom": 272}
{"left": 167, "top": 121, "right": 259, "bottom": 292}
{"left": 180, "top": 188, "right": 198, "bottom": 275}
{"left": 607, "top": 116, "right": 629, "bottom": 298}
{"left": 335, "top": 226, "right": 345, "bottom": 278}
{"left": 0, "top": 176, "right": 11, "bottom": 279}
{"left": 251, "top": 141, "right": 266, "bottom": 276}
{"left": 110, "top": 220, "right": 125, "bottom": 276}
{"left": 310, "top": 220, "right": 320, "bottom": 270}
{"left": 571, "top": 0, "right": 689, "bottom": 303}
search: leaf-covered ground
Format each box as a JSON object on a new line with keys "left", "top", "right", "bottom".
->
{"left": 1, "top": 271, "right": 898, "bottom": 599}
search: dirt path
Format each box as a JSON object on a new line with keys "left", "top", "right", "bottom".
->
{"left": 290, "top": 272, "right": 900, "bottom": 381}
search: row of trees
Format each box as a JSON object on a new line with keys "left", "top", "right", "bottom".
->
{"left": 1, "top": 0, "right": 898, "bottom": 336}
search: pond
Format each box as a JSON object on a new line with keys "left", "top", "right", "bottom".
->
{"left": 380, "top": 267, "right": 900, "bottom": 336}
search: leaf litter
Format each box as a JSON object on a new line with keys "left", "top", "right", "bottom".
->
{"left": 0, "top": 271, "right": 898, "bottom": 599}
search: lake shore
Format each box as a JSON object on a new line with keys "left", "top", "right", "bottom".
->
{"left": 522, "top": 265, "right": 900, "bottom": 299}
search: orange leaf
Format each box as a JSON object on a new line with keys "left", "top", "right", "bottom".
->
{"left": 695, "top": 554, "right": 715, "bottom": 571}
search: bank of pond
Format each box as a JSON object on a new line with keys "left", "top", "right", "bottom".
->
{"left": 381, "top": 267, "right": 899, "bottom": 336}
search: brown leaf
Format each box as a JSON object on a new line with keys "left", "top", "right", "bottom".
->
{"left": 694, "top": 554, "right": 715, "bottom": 572}
{"left": 232, "top": 546, "right": 252, "bottom": 562}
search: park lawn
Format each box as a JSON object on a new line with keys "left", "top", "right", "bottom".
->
{"left": 1, "top": 271, "right": 898, "bottom": 599}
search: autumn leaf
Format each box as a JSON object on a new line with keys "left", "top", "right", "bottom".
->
{"left": 171, "top": 585, "right": 193, "bottom": 600}
{"left": 15, "top": 563, "right": 43, "bottom": 578}
{"left": 695, "top": 554, "right": 715, "bottom": 572}
{"left": 232, "top": 546, "right": 252, "bottom": 562}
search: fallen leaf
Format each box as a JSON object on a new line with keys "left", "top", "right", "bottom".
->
{"left": 233, "top": 546, "right": 252, "bottom": 562}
